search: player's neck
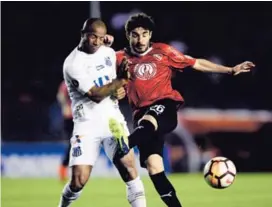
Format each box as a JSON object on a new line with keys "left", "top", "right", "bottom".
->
{"left": 131, "top": 46, "right": 152, "bottom": 57}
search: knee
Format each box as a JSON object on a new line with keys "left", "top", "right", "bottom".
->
{"left": 70, "top": 172, "right": 89, "bottom": 191}
{"left": 146, "top": 154, "right": 164, "bottom": 175}
{"left": 139, "top": 115, "right": 158, "bottom": 131}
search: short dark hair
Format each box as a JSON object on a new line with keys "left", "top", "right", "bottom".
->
{"left": 81, "top": 18, "right": 106, "bottom": 34}
{"left": 125, "top": 13, "right": 155, "bottom": 34}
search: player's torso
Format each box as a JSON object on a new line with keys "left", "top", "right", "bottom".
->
{"left": 125, "top": 47, "right": 178, "bottom": 108}
{"left": 64, "top": 47, "right": 124, "bottom": 127}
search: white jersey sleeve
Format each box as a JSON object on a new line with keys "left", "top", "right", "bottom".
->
{"left": 65, "top": 63, "right": 95, "bottom": 95}
{"left": 111, "top": 50, "right": 117, "bottom": 80}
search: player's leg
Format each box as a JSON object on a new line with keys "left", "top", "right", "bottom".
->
{"left": 136, "top": 100, "right": 182, "bottom": 207}
{"left": 147, "top": 155, "right": 182, "bottom": 207}
{"left": 129, "top": 99, "right": 179, "bottom": 148}
{"left": 59, "top": 165, "right": 92, "bottom": 207}
{"left": 58, "top": 134, "right": 101, "bottom": 207}
{"left": 114, "top": 151, "right": 147, "bottom": 207}
{"left": 138, "top": 137, "right": 182, "bottom": 207}
{"left": 109, "top": 111, "right": 156, "bottom": 154}
{"left": 103, "top": 123, "right": 146, "bottom": 207}
{"left": 110, "top": 99, "right": 179, "bottom": 156}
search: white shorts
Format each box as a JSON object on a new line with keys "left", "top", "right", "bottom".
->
{"left": 69, "top": 119, "right": 130, "bottom": 167}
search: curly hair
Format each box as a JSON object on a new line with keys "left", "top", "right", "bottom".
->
{"left": 125, "top": 13, "right": 155, "bottom": 34}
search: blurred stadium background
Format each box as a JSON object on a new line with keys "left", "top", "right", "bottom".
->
{"left": 1, "top": 1, "right": 272, "bottom": 207}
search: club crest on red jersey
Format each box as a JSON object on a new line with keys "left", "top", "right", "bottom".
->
{"left": 134, "top": 63, "right": 157, "bottom": 80}
{"left": 153, "top": 54, "right": 163, "bottom": 61}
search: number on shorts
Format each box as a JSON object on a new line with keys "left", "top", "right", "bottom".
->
{"left": 150, "top": 104, "right": 165, "bottom": 115}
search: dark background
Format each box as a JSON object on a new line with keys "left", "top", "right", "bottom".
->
{"left": 2, "top": 2, "right": 272, "bottom": 171}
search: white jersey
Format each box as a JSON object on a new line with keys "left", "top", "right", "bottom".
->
{"left": 63, "top": 45, "right": 126, "bottom": 137}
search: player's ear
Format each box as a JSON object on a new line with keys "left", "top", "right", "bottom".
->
{"left": 149, "top": 31, "right": 152, "bottom": 39}
{"left": 81, "top": 32, "right": 86, "bottom": 39}
{"left": 126, "top": 32, "right": 130, "bottom": 41}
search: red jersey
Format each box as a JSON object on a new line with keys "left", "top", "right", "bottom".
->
{"left": 58, "top": 81, "right": 72, "bottom": 119}
{"left": 116, "top": 43, "right": 196, "bottom": 111}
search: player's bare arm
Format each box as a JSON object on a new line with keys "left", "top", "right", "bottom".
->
{"left": 192, "top": 58, "right": 255, "bottom": 75}
{"left": 86, "top": 79, "right": 127, "bottom": 102}
{"left": 86, "top": 57, "right": 130, "bottom": 102}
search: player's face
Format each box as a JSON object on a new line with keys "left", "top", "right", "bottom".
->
{"left": 128, "top": 27, "right": 152, "bottom": 54}
{"left": 86, "top": 26, "right": 106, "bottom": 53}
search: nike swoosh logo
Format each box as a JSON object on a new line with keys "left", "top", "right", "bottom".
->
{"left": 135, "top": 126, "right": 144, "bottom": 130}
{"left": 161, "top": 191, "right": 172, "bottom": 198}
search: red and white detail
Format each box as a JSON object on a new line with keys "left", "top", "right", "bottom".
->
{"left": 134, "top": 63, "right": 157, "bottom": 80}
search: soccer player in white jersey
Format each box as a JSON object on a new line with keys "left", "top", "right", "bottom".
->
{"left": 58, "top": 18, "right": 146, "bottom": 207}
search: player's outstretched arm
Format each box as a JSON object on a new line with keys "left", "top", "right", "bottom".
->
{"left": 192, "top": 59, "right": 255, "bottom": 75}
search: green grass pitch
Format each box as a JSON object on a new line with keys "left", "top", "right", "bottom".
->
{"left": 2, "top": 173, "right": 272, "bottom": 207}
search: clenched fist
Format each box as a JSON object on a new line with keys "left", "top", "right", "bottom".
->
{"left": 104, "top": 34, "right": 114, "bottom": 47}
{"left": 112, "top": 87, "right": 126, "bottom": 100}
{"left": 117, "top": 57, "right": 130, "bottom": 80}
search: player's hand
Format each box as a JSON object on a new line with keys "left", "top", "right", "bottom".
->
{"left": 117, "top": 57, "right": 130, "bottom": 81}
{"left": 232, "top": 61, "right": 255, "bottom": 76}
{"left": 104, "top": 34, "right": 114, "bottom": 47}
{"left": 113, "top": 87, "right": 126, "bottom": 100}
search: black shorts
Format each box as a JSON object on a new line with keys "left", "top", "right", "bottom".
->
{"left": 133, "top": 99, "right": 181, "bottom": 168}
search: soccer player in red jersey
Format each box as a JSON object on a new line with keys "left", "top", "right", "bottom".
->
{"left": 57, "top": 80, "right": 73, "bottom": 181}
{"left": 110, "top": 13, "right": 255, "bottom": 207}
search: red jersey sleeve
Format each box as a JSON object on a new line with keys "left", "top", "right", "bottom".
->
{"left": 59, "top": 81, "right": 68, "bottom": 96}
{"left": 161, "top": 43, "right": 196, "bottom": 70}
{"left": 116, "top": 50, "right": 126, "bottom": 72}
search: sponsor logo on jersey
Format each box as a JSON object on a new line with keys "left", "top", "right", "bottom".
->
{"left": 134, "top": 63, "right": 157, "bottom": 80}
{"left": 105, "top": 57, "right": 112, "bottom": 66}
{"left": 153, "top": 54, "right": 163, "bottom": 61}
{"left": 96, "top": 65, "right": 105, "bottom": 70}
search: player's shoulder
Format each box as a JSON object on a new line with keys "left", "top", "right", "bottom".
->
{"left": 152, "top": 42, "right": 171, "bottom": 51}
{"left": 99, "top": 45, "right": 115, "bottom": 55}
{"left": 64, "top": 47, "right": 78, "bottom": 64}
{"left": 63, "top": 48, "right": 82, "bottom": 72}
{"left": 116, "top": 49, "right": 126, "bottom": 58}
{"left": 115, "top": 49, "right": 127, "bottom": 63}
{"left": 153, "top": 42, "right": 184, "bottom": 57}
